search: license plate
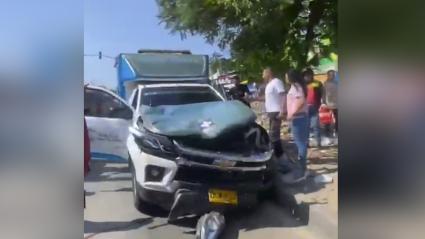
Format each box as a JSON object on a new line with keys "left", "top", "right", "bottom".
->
{"left": 208, "top": 189, "right": 238, "bottom": 205}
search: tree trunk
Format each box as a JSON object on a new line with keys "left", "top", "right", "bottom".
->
{"left": 304, "top": 0, "right": 327, "bottom": 67}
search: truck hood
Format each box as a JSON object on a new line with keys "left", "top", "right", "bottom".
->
{"left": 140, "top": 101, "right": 256, "bottom": 139}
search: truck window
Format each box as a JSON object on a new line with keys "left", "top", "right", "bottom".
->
{"left": 141, "top": 86, "right": 222, "bottom": 107}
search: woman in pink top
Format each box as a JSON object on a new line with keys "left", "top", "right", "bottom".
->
{"left": 286, "top": 69, "right": 309, "bottom": 182}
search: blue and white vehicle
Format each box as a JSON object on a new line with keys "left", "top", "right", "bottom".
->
{"left": 84, "top": 85, "right": 133, "bottom": 162}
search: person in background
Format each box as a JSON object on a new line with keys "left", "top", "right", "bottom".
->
{"left": 254, "top": 79, "right": 268, "bottom": 127}
{"left": 228, "top": 75, "right": 250, "bottom": 107}
{"left": 303, "top": 68, "right": 323, "bottom": 147}
{"left": 286, "top": 69, "right": 310, "bottom": 182}
{"left": 323, "top": 70, "right": 338, "bottom": 137}
{"left": 256, "top": 67, "right": 287, "bottom": 166}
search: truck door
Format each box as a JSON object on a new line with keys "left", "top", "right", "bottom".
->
{"left": 84, "top": 86, "right": 133, "bottom": 162}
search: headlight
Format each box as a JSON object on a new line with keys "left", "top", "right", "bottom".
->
{"left": 140, "top": 137, "right": 161, "bottom": 150}
{"left": 133, "top": 130, "right": 176, "bottom": 155}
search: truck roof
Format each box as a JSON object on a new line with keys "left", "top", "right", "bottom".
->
{"left": 118, "top": 53, "right": 208, "bottom": 82}
{"left": 137, "top": 49, "right": 191, "bottom": 54}
{"left": 139, "top": 83, "right": 212, "bottom": 89}
{"left": 117, "top": 51, "right": 210, "bottom": 99}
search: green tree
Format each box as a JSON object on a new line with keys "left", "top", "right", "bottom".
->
{"left": 209, "top": 52, "right": 235, "bottom": 74}
{"left": 157, "top": 0, "right": 337, "bottom": 81}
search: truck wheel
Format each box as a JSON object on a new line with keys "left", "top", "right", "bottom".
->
{"left": 131, "top": 169, "right": 143, "bottom": 211}
{"left": 129, "top": 157, "right": 161, "bottom": 215}
{"left": 129, "top": 159, "right": 145, "bottom": 211}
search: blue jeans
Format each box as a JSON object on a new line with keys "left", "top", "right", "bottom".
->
{"left": 291, "top": 114, "right": 309, "bottom": 173}
{"left": 308, "top": 105, "right": 321, "bottom": 147}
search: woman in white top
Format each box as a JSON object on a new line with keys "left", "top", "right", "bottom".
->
{"left": 286, "top": 69, "right": 309, "bottom": 182}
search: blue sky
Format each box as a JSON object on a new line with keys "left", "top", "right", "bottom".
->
{"left": 0, "top": 0, "right": 82, "bottom": 78}
{"left": 85, "top": 0, "right": 228, "bottom": 89}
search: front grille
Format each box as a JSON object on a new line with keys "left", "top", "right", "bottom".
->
{"left": 235, "top": 161, "right": 266, "bottom": 167}
{"left": 180, "top": 154, "right": 268, "bottom": 168}
{"left": 182, "top": 154, "right": 214, "bottom": 165}
{"left": 174, "top": 166, "right": 272, "bottom": 184}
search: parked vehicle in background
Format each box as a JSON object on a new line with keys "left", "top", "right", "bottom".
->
{"left": 84, "top": 85, "right": 133, "bottom": 162}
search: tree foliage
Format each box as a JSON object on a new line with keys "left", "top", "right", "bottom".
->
{"left": 157, "top": 0, "right": 337, "bottom": 81}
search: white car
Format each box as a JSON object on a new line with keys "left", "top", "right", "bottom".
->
{"left": 126, "top": 83, "right": 274, "bottom": 219}
{"left": 84, "top": 85, "right": 133, "bottom": 162}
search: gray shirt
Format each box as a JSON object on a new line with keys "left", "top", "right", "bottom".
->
{"left": 323, "top": 80, "right": 338, "bottom": 109}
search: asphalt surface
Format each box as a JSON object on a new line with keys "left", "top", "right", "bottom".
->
{"left": 84, "top": 159, "right": 337, "bottom": 239}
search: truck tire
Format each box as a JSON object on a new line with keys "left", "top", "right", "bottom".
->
{"left": 129, "top": 155, "right": 161, "bottom": 215}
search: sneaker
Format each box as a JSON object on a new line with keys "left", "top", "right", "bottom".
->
{"left": 280, "top": 171, "right": 307, "bottom": 184}
{"left": 280, "top": 172, "right": 297, "bottom": 184}
{"left": 292, "top": 170, "right": 308, "bottom": 183}
{"left": 305, "top": 170, "right": 313, "bottom": 178}
{"left": 308, "top": 138, "right": 317, "bottom": 148}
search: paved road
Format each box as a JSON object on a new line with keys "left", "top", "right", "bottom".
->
{"left": 84, "top": 160, "right": 337, "bottom": 239}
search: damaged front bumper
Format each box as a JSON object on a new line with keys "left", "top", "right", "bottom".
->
{"left": 173, "top": 140, "right": 273, "bottom": 171}
{"left": 129, "top": 125, "right": 275, "bottom": 220}
{"left": 134, "top": 149, "right": 274, "bottom": 211}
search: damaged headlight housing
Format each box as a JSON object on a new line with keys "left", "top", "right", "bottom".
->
{"left": 139, "top": 136, "right": 161, "bottom": 150}
{"left": 132, "top": 128, "right": 177, "bottom": 158}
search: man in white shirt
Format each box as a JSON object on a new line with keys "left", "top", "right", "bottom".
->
{"left": 257, "top": 67, "right": 287, "bottom": 162}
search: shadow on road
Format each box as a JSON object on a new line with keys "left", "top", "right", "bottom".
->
{"left": 85, "top": 191, "right": 96, "bottom": 197}
{"left": 84, "top": 217, "right": 154, "bottom": 236}
{"left": 156, "top": 198, "right": 309, "bottom": 239}
{"left": 309, "top": 159, "right": 338, "bottom": 165}
{"left": 137, "top": 203, "right": 170, "bottom": 218}
{"left": 101, "top": 187, "right": 133, "bottom": 193}
{"left": 219, "top": 199, "right": 309, "bottom": 239}
{"left": 85, "top": 161, "right": 131, "bottom": 182}
{"left": 148, "top": 215, "right": 199, "bottom": 231}
{"left": 311, "top": 167, "right": 337, "bottom": 175}
{"left": 139, "top": 167, "right": 329, "bottom": 239}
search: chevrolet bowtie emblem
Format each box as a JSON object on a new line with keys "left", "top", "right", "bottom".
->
{"left": 213, "top": 159, "right": 236, "bottom": 167}
{"left": 200, "top": 120, "right": 214, "bottom": 129}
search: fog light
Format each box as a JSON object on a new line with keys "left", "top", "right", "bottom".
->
{"left": 145, "top": 165, "right": 165, "bottom": 182}
{"left": 151, "top": 168, "right": 160, "bottom": 177}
